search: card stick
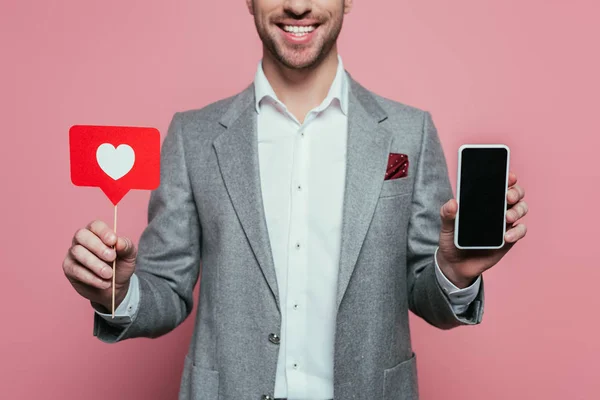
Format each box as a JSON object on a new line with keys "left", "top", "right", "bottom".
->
{"left": 112, "top": 204, "right": 118, "bottom": 318}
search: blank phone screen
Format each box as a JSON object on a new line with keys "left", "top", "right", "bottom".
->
{"left": 457, "top": 148, "right": 508, "bottom": 247}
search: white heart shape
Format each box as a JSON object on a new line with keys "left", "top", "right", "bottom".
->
{"left": 96, "top": 143, "right": 135, "bottom": 180}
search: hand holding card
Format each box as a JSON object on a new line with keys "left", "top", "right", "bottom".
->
{"left": 69, "top": 125, "right": 160, "bottom": 317}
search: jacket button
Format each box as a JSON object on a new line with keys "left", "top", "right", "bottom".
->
{"left": 262, "top": 396, "right": 273, "bottom": 400}
{"left": 268, "top": 333, "right": 280, "bottom": 344}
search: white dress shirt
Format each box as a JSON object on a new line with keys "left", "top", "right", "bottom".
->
{"left": 95, "top": 55, "right": 481, "bottom": 399}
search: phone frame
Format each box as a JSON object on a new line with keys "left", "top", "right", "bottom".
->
{"left": 454, "top": 144, "right": 510, "bottom": 250}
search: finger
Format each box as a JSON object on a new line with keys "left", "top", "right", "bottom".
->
{"left": 506, "top": 200, "right": 529, "bottom": 223}
{"left": 63, "top": 255, "right": 111, "bottom": 289}
{"left": 86, "top": 220, "right": 117, "bottom": 247}
{"left": 505, "top": 223, "right": 527, "bottom": 243}
{"left": 507, "top": 171, "right": 517, "bottom": 187}
{"left": 507, "top": 184, "right": 525, "bottom": 205}
{"left": 439, "top": 199, "right": 458, "bottom": 233}
{"left": 69, "top": 244, "right": 113, "bottom": 280}
{"left": 72, "top": 228, "right": 117, "bottom": 263}
{"left": 115, "top": 236, "right": 137, "bottom": 262}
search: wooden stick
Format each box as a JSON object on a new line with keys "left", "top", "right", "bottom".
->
{"left": 112, "top": 204, "right": 118, "bottom": 318}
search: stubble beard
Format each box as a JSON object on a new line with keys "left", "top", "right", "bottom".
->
{"left": 254, "top": 12, "right": 343, "bottom": 70}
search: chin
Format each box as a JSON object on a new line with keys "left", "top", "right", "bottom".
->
{"left": 277, "top": 47, "right": 323, "bottom": 69}
{"left": 281, "top": 55, "right": 319, "bottom": 69}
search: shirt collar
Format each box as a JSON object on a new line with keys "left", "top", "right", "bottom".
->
{"left": 253, "top": 54, "right": 349, "bottom": 116}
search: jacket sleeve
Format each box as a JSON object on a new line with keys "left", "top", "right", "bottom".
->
{"left": 406, "top": 111, "right": 484, "bottom": 329}
{"left": 93, "top": 112, "right": 202, "bottom": 343}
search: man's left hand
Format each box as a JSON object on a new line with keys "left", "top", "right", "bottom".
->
{"left": 436, "top": 171, "right": 528, "bottom": 288}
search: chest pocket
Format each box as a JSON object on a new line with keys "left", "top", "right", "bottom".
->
{"left": 379, "top": 176, "right": 414, "bottom": 198}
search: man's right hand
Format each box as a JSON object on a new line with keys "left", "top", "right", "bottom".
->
{"left": 63, "top": 220, "right": 137, "bottom": 313}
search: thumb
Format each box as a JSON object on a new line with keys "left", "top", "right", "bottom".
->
{"left": 439, "top": 199, "right": 458, "bottom": 234}
{"left": 115, "top": 236, "right": 137, "bottom": 262}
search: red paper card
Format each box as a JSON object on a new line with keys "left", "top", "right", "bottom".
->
{"left": 69, "top": 125, "right": 160, "bottom": 205}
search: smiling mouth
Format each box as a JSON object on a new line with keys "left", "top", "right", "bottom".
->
{"left": 277, "top": 24, "right": 319, "bottom": 37}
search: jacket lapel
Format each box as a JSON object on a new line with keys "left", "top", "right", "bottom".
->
{"left": 335, "top": 76, "right": 394, "bottom": 311}
{"left": 213, "top": 84, "right": 281, "bottom": 311}
{"left": 211, "top": 76, "right": 394, "bottom": 314}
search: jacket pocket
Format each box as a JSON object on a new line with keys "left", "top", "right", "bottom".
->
{"left": 180, "top": 354, "right": 219, "bottom": 400}
{"left": 383, "top": 352, "right": 419, "bottom": 399}
{"left": 379, "top": 176, "right": 414, "bottom": 198}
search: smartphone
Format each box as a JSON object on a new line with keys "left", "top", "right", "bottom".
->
{"left": 454, "top": 144, "right": 510, "bottom": 249}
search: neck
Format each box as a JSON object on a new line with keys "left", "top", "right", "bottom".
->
{"left": 261, "top": 46, "right": 340, "bottom": 123}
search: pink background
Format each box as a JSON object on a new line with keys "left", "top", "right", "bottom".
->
{"left": 2, "top": 0, "right": 599, "bottom": 398}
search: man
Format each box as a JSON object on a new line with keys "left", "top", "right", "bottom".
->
{"left": 63, "top": 0, "right": 528, "bottom": 399}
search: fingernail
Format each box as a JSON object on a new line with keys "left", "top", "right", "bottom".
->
{"left": 103, "top": 248, "right": 112, "bottom": 258}
{"left": 101, "top": 266, "right": 112, "bottom": 279}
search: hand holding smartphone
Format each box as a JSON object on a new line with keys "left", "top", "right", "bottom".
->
{"left": 455, "top": 144, "right": 510, "bottom": 249}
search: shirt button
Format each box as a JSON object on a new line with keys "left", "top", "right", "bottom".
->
{"left": 297, "top": 184, "right": 302, "bottom": 191}
{"left": 295, "top": 242, "right": 301, "bottom": 249}
{"left": 293, "top": 363, "right": 299, "bottom": 369}
{"left": 293, "top": 304, "right": 299, "bottom": 310}
{"left": 300, "top": 131, "right": 305, "bottom": 137}
{"left": 268, "top": 333, "right": 280, "bottom": 344}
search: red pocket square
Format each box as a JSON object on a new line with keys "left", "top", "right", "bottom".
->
{"left": 385, "top": 153, "right": 409, "bottom": 180}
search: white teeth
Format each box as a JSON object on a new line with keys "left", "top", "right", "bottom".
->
{"left": 282, "top": 25, "right": 316, "bottom": 34}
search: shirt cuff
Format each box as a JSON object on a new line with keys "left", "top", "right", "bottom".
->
{"left": 94, "top": 273, "right": 140, "bottom": 326}
{"left": 434, "top": 246, "right": 481, "bottom": 314}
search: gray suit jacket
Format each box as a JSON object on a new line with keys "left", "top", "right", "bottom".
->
{"left": 93, "top": 74, "right": 484, "bottom": 400}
